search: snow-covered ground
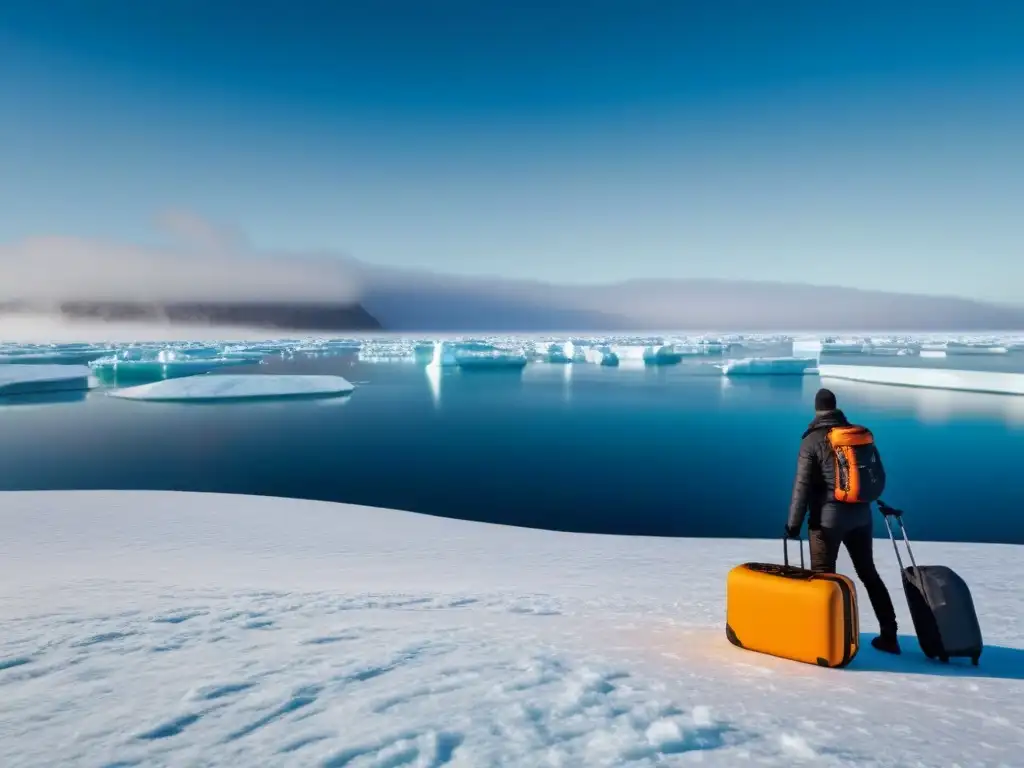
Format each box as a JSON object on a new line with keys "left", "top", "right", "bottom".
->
{"left": 1, "top": 491, "right": 1022, "bottom": 768}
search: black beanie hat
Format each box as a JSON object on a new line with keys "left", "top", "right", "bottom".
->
{"left": 814, "top": 387, "right": 837, "bottom": 412}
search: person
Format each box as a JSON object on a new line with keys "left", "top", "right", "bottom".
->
{"left": 785, "top": 387, "right": 901, "bottom": 655}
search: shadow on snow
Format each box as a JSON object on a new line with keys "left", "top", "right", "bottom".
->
{"left": 847, "top": 634, "right": 1024, "bottom": 680}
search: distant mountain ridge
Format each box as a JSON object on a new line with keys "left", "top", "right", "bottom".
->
{"left": 2, "top": 274, "right": 1021, "bottom": 335}
{"left": 356, "top": 267, "right": 1024, "bottom": 332}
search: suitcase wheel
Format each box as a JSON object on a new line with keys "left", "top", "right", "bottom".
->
{"left": 939, "top": 655, "right": 949, "bottom": 664}
{"left": 971, "top": 656, "right": 980, "bottom": 667}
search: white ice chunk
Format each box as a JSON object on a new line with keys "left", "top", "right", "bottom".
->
{"left": 791, "top": 339, "right": 823, "bottom": 357}
{"left": 0, "top": 364, "right": 92, "bottom": 396}
{"left": 107, "top": 374, "right": 355, "bottom": 401}
{"left": 642, "top": 345, "right": 683, "bottom": 365}
{"left": 608, "top": 344, "right": 648, "bottom": 361}
{"left": 821, "top": 340, "right": 868, "bottom": 353}
{"left": 455, "top": 349, "right": 529, "bottom": 370}
{"left": 818, "top": 364, "right": 1024, "bottom": 395}
{"left": 718, "top": 356, "right": 817, "bottom": 375}
{"left": 945, "top": 342, "right": 1010, "bottom": 355}
{"left": 583, "top": 346, "right": 619, "bottom": 366}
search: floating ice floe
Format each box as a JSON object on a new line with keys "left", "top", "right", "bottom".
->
{"left": 821, "top": 339, "right": 869, "bottom": 354}
{"left": 427, "top": 341, "right": 458, "bottom": 368}
{"left": 791, "top": 338, "right": 823, "bottom": 358}
{"left": 455, "top": 351, "right": 529, "bottom": 370}
{"left": 542, "top": 342, "right": 575, "bottom": 363}
{"left": 89, "top": 348, "right": 252, "bottom": 382}
{"left": 718, "top": 357, "right": 818, "bottom": 376}
{"left": 583, "top": 346, "right": 619, "bottom": 366}
{"left": 107, "top": 374, "right": 355, "bottom": 402}
{"left": 642, "top": 345, "right": 684, "bottom": 365}
{"left": 0, "top": 364, "right": 92, "bottom": 396}
{"left": 945, "top": 342, "right": 1010, "bottom": 355}
{"left": 818, "top": 365, "right": 1024, "bottom": 396}
{"left": 0, "top": 349, "right": 110, "bottom": 365}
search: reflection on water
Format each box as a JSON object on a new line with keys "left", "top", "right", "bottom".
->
{"left": 718, "top": 372, "right": 820, "bottom": 409}
{"left": 426, "top": 362, "right": 528, "bottom": 408}
{"left": 1, "top": 356, "right": 1022, "bottom": 543}
{"left": 720, "top": 374, "right": 816, "bottom": 393}
{"left": 0, "top": 390, "right": 89, "bottom": 410}
{"left": 821, "top": 377, "right": 1024, "bottom": 427}
{"left": 425, "top": 363, "right": 442, "bottom": 407}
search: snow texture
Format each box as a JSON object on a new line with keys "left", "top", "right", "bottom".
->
{"left": 818, "top": 364, "right": 1024, "bottom": 395}
{"left": 719, "top": 357, "right": 817, "bottom": 375}
{"left": 107, "top": 374, "right": 355, "bottom": 401}
{"left": 0, "top": 364, "right": 91, "bottom": 395}
{"left": 1, "top": 490, "right": 1023, "bottom": 768}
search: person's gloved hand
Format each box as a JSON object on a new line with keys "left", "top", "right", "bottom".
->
{"left": 784, "top": 524, "right": 801, "bottom": 539}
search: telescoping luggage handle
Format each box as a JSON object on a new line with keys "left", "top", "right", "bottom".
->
{"left": 878, "top": 500, "right": 925, "bottom": 590}
{"left": 782, "top": 534, "right": 805, "bottom": 570}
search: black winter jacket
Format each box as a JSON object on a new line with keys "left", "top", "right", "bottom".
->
{"left": 786, "top": 408, "right": 873, "bottom": 534}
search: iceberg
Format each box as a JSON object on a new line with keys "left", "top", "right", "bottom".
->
{"left": 107, "top": 374, "right": 355, "bottom": 402}
{"left": 945, "top": 342, "right": 1010, "bottom": 355}
{"left": 642, "top": 345, "right": 684, "bottom": 366}
{"left": 427, "top": 341, "right": 458, "bottom": 368}
{"left": 583, "top": 346, "right": 619, "bottom": 366}
{"left": 454, "top": 341, "right": 529, "bottom": 369}
{"left": 0, "top": 364, "right": 92, "bottom": 396}
{"left": 542, "top": 341, "right": 574, "bottom": 363}
{"left": 718, "top": 357, "right": 817, "bottom": 375}
{"left": 89, "top": 349, "right": 251, "bottom": 383}
{"left": 821, "top": 339, "right": 869, "bottom": 354}
{"left": 413, "top": 342, "right": 436, "bottom": 364}
{"left": 608, "top": 344, "right": 648, "bottom": 361}
{"left": 791, "top": 339, "right": 823, "bottom": 357}
{"left": 455, "top": 352, "right": 528, "bottom": 370}
{"left": 818, "top": 364, "right": 1024, "bottom": 396}
{"left": 419, "top": 340, "right": 529, "bottom": 370}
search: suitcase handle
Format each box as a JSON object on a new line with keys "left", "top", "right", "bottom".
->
{"left": 782, "top": 535, "right": 805, "bottom": 569}
{"left": 878, "top": 500, "right": 927, "bottom": 593}
{"left": 877, "top": 499, "right": 904, "bottom": 518}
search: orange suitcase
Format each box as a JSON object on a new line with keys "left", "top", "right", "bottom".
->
{"left": 726, "top": 538, "right": 860, "bottom": 668}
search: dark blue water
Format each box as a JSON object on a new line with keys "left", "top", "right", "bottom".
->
{"left": 1, "top": 351, "right": 1022, "bottom": 544}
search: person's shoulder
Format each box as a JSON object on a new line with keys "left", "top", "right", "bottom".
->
{"left": 799, "top": 426, "right": 828, "bottom": 452}
{"left": 798, "top": 428, "right": 820, "bottom": 451}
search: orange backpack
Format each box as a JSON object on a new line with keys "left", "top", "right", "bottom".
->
{"left": 826, "top": 425, "right": 886, "bottom": 503}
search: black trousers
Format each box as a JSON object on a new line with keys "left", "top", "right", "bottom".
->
{"left": 808, "top": 523, "right": 898, "bottom": 637}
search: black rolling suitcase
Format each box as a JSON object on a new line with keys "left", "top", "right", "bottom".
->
{"left": 878, "top": 500, "right": 983, "bottom": 665}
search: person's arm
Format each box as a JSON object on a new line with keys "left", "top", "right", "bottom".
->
{"left": 786, "top": 440, "right": 815, "bottom": 534}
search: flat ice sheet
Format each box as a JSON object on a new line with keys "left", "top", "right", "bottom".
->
{"left": 819, "top": 364, "right": 1024, "bottom": 395}
{"left": 107, "top": 374, "right": 355, "bottom": 401}
{"left": 1, "top": 490, "right": 1022, "bottom": 767}
{"left": 0, "top": 363, "right": 91, "bottom": 395}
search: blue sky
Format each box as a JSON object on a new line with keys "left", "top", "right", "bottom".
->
{"left": 1, "top": 1, "right": 1022, "bottom": 302}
